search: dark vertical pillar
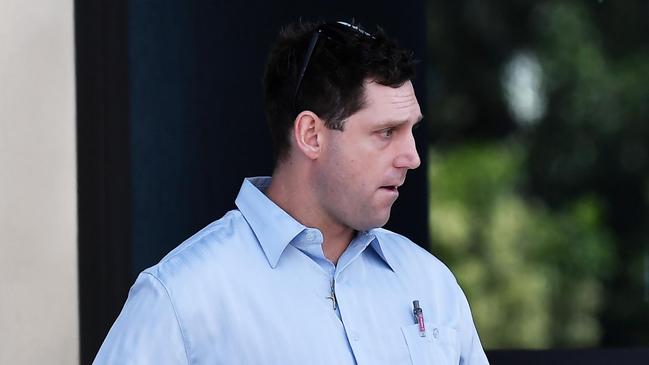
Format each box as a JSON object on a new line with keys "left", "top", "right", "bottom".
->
{"left": 127, "top": 1, "right": 429, "bottom": 274}
{"left": 75, "top": 0, "right": 131, "bottom": 363}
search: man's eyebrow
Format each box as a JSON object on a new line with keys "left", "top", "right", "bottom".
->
{"left": 376, "top": 115, "right": 424, "bottom": 129}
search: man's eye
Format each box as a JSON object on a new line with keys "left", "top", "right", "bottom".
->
{"left": 380, "top": 128, "right": 395, "bottom": 138}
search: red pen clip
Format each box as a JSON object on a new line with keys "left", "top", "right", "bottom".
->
{"left": 413, "top": 300, "right": 426, "bottom": 337}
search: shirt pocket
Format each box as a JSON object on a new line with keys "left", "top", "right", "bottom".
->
{"left": 401, "top": 323, "right": 460, "bottom": 365}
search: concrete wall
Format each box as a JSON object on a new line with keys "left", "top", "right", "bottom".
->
{"left": 0, "top": 1, "right": 78, "bottom": 364}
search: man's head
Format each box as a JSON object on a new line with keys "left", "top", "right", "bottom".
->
{"left": 263, "top": 20, "right": 422, "bottom": 231}
{"left": 263, "top": 20, "right": 417, "bottom": 163}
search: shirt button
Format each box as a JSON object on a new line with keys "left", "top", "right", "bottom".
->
{"left": 349, "top": 332, "right": 360, "bottom": 341}
{"left": 305, "top": 232, "right": 315, "bottom": 241}
{"left": 433, "top": 328, "right": 439, "bottom": 339}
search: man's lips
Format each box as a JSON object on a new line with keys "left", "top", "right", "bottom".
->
{"left": 379, "top": 185, "right": 399, "bottom": 192}
{"left": 379, "top": 181, "right": 404, "bottom": 193}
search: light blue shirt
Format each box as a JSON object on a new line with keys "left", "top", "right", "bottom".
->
{"left": 94, "top": 177, "right": 488, "bottom": 365}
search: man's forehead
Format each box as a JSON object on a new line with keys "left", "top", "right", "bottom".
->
{"left": 360, "top": 80, "right": 420, "bottom": 117}
{"left": 364, "top": 80, "right": 416, "bottom": 103}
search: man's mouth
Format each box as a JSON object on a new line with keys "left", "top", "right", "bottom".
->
{"left": 379, "top": 185, "right": 399, "bottom": 193}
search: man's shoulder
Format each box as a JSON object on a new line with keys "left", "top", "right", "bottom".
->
{"left": 143, "top": 209, "right": 259, "bottom": 283}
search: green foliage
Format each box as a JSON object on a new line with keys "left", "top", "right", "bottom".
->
{"left": 428, "top": 143, "right": 615, "bottom": 348}
{"left": 426, "top": 0, "right": 649, "bottom": 347}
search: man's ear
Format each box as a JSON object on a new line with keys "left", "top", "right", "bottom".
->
{"left": 293, "top": 111, "right": 323, "bottom": 160}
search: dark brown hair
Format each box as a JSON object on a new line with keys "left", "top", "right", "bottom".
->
{"left": 263, "top": 20, "right": 417, "bottom": 163}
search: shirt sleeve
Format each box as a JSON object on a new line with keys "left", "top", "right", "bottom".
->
{"left": 93, "top": 272, "right": 190, "bottom": 365}
{"left": 456, "top": 283, "right": 490, "bottom": 365}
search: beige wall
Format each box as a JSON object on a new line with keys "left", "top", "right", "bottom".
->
{"left": 0, "top": 1, "right": 78, "bottom": 364}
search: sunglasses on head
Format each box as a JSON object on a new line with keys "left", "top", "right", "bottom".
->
{"left": 293, "top": 21, "right": 376, "bottom": 116}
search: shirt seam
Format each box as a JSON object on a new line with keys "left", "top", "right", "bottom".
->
{"left": 160, "top": 211, "right": 238, "bottom": 265}
{"left": 143, "top": 272, "right": 191, "bottom": 364}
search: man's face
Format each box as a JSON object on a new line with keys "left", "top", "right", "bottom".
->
{"left": 314, "top": 79, "right": 422, "bottom": 231}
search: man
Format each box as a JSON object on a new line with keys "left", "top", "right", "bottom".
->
{"left": 94, "top": 20, "right": 488, "bottom": 364}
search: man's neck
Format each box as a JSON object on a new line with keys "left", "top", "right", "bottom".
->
{"left": 319, "top": 225, "right": 355, "bottom": 265}
{"left": 266, "top": 167, "right": 353, "bottom": 265}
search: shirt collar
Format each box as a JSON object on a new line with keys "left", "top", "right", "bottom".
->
{"left": 334, "top": 230, "right": 397, "bottom": 273}
{"left": 235, "top": 177, "right": 306, "bottom": 268}
{"left": 235, "top": 176, "right": 397, "bottom": 272}
{"left": 367, "top": 230, "right": 397, "bottom": 272}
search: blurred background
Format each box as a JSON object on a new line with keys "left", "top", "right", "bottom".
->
{"left": 425, "top": 0, "right": 649, "bottom": 349}
{"left": 1, "top": 0, "right": 648, "bottom": 364}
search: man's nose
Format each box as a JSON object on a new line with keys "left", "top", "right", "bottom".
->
{"left": 394, "top": 133, "right": 421, "bottom": 170}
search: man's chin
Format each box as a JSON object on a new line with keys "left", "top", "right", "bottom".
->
{"left": 353, "top": 212, "right": 391, "bottom": 231}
